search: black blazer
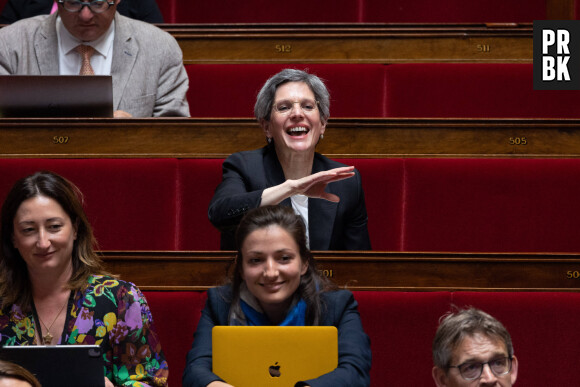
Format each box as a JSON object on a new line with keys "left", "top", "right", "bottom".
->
{"left": 0, "top": 0, "right": 164, "bottom": 24}
{"left": 208, "top": 144, "right": 372, "bottom": 250}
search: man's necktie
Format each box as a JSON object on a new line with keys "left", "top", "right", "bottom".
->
{"left": 76, "top": 45, "right": 95, "bottom": 76}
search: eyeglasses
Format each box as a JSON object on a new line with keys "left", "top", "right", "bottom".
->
{"left": 58, "top": 0, "right": 115, "bottom": 13}
{"left": 449, "top": 356, "right": 512, "bottom": 381}
{"left": 272, "top": 99, "right": 319, "bottom": 115}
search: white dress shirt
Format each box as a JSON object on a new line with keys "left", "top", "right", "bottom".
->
{"left": 291, "top": 194, "right": 310, "bottom": 248}
{"left": 56, "top": 16, "right": 115, "bottom": 75}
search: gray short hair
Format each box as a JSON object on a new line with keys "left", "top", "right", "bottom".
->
{"left": 254, "top": 68, "right": 330, "bottom": 123}
{"left": 432, "top": 307, "right": 514, "bottom": 370}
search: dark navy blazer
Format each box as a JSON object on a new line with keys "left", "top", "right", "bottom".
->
{"left": 208, "top": 144, "right": 372, "bottom": 250}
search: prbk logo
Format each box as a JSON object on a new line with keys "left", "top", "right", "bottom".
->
{"left": 534, "top": 20, "right": 580, "bottom": 90}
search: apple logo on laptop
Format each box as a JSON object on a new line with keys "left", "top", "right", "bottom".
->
{"left": 269, "top": 362, "right": 281, "bottom": 377}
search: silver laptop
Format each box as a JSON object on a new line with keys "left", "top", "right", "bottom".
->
{"left": 0, "top": 75, "right": 113, "bottom": 118}
{"left": 0, "top": 345, "right": 105, "bottom": 387}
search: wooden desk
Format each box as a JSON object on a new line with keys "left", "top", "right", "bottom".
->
{"left": 2, "top": 117, "right": 580, "bottom": 158}
{"left": 163, "top": 23, "right": 533, "bottom": 64}
{"left": 102, "top": 250, "right": 580, "bottom": 291}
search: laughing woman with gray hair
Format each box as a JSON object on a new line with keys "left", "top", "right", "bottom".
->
{"left": 208, "top": 68, "right": 371, "bottom": 251}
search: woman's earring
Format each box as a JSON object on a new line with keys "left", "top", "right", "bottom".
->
{"left": 320, "top": 134, "right": 324, "bottom": 140}
{"left": 267, "top": 137, "right": 272, "bottom": 144}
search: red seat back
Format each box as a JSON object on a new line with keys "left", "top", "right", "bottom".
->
{"left": 0, "top": 159, "right": 179, "bottom": 250}
{"left": 384, "top": 64, "right": 580, "bottom": 118}
{"left": 363, "top": 0, "right": 547, "bottom": 22}
{"left": 186, "top": 64, "right": 386, "bottom": 118}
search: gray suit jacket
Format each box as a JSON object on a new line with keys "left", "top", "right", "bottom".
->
{"left": 0, "top": 13, "right": 190, "bottom": 117}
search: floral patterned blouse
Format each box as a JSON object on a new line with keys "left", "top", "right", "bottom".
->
{"left": 0, "top": 275, "right": 168, "bottom": 386}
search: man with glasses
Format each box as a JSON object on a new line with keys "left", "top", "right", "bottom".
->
{"left": 0, "top": 0, "right": 189, "bottom": 117}
{"left": 432, "top": 308, "right": 519, "bottom": 387}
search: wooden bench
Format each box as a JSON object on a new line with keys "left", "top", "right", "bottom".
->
{"left": 103, "top": 250, "right": 580, "bottom": 292}
{"left": 166, "top": 24, "right": 533, "bottom": 64}
{"left": 1, "top": 117, "right": 580, "bottom": 159}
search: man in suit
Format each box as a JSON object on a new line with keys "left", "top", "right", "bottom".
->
{"left": 0, "top": 0, "right": 189, "bottom": 117}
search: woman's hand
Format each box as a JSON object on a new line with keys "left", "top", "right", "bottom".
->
{"left": 261, "top": 166, "right": 355, "bottom": 205}
{"left": 299, "top": 166, "right": 355, "bottom": 202}
{"left": 104, "top": 377, "right": 114, "bottom": 387}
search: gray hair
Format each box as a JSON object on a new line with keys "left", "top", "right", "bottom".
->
{"left": 432, "top": 307, "right": 514, "bottom": 370}
{"left": 254, "top": 68, "right": 330, "bottom": 123}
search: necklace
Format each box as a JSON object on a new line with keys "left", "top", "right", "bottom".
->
{"left": 37, "top": 298, "right": 68, "bottom": 345}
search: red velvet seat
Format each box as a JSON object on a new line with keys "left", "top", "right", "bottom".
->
{"left": 362, "top": 0, "right": 547, "bottom": 23}
{"left": 186, "top": 64, "right": 386, "bottom": 118}
{"left": 157, "top": 0, "right": 549, "bottom": 23}
{"left": 402, "top": 158, "right": 580, "bottom": 252}
{"left": 0, "top": 159, "right": 179, "bottom": 250}
{"left": 145, "top": 289, "right": 452, "bottom": 387}
{"left": 143, "top": 290, "right": 580, "bottom": 386}
{"left": 4, "top": 157, "right": 580, "bottom": 253}
{"left": 336, "top": 158, "right": 405, "bottom": 251}
{"left": 144, "top": 291, "right": 207, "bottom": 386}
{"left": 169, "top": 0, "right": 361, "bottom": 23}
{"left": 452, "top": 292, "right": 580, "bottom": 386}
{"left": 384, "top": 63, "right": 580, "bottom": 118}
{"left": 156, "top": 1, "right": 174, "bottom": 23}
{"left": 176, "top": 157, "right": 404, "bottom": 251}
{"left": 177, "top": 158, "right": 223, "bottom": 250}
{"left": 355, "top": 291, "right": 451, "bottom": 384}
